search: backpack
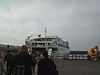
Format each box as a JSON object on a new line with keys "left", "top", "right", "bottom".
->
{"left": 15, "top": 65, "right": 25, "bottom": 75}
{"left": 14, "top": 54, "right": 25, "bottom": 75}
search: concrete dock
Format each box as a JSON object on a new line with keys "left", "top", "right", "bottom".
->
{"left": 55, "top": 60, "right": 100, "bottom": 75}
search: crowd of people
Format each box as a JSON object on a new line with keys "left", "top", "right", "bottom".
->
{"left": 0, "top": 45, "right": 58, "bottom": 75}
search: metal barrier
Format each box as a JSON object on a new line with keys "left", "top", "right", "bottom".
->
{"left": 64, "top": 54, "right": 88, "bottom": 60}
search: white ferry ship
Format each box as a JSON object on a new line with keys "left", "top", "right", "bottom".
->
{"left": 25, "top": 34, "right": 70, "bottom": 57}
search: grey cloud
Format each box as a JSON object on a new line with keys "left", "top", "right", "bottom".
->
{"left": 0, "top": 0, "right": 100, "bottom": 50}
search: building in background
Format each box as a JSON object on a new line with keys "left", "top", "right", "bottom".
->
{"left": 0, "top": 44, "right": 20, "bottom": 52}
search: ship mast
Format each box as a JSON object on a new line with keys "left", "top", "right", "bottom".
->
{"left": 45, "top": 27, "right": 47, "bottom": 37}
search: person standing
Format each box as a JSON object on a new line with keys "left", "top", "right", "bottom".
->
{"left": 37, "top": 50, "right": 58, "bottom": 75}
{"left": 11, "top": 45, "right": 34, "bottom": 75}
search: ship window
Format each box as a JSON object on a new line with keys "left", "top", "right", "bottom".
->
{"left": 32, "top": 43, "right": 35, "bottom": 46}
{"left": 42, "top": 38, "right": 45, "bottom": 41}
{"left": 34, "top": 43, "right": 37, "bottom": 46}
{"left": 58, "top": 43, "right": 67, "bottom": 48}
{"left": 48, "top": 43, "right": 51, "bottom": 46}
{"left": 42, "top": 38, "right": 52, "bottom": 41}
{"left": 34, "top": 38, "right": 42, "bottom": 41}
{"left": 38, "top": 43, "right": 45, "bottom": 46}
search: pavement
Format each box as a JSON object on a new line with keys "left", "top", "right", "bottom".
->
{"left": 33, "top": 59, "right": 100, "bottom": 75}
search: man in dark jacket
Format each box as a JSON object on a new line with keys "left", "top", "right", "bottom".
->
{"left": 11, "top": 45, "right": 34, "bottom": 75}
{"left": 37, "top": 50, "right": 58, "bottom": 75}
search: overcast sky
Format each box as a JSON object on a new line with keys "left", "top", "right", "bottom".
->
{"left": 0, "top": 0, "right": 100, "bottom": 51}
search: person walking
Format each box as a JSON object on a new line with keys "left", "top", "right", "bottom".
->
{"left": 10, "top": 45, "right": 34, "bottom": 75}
{"left": 4, "top": 50, "right": 14, "bottom": 75}
{"left": 30, "top": 50, "right": 37, "bottom": 74}
{"left": 37, "top": 50, "right": 58, "bottom": 75}
{"left": 0, "top": 51, "right": 7, "bottom": 75}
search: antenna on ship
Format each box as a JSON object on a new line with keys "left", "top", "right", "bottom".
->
{"left": 45, "top": 27, "right": 47, "bottom": 37}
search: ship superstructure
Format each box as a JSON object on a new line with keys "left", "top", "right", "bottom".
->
{"left": 25, "top": 35, "right": 70, "bottom": 57}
